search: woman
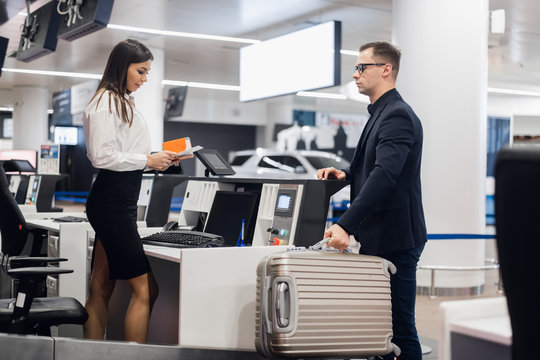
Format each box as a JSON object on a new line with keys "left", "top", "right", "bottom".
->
{"left": 83, "top": 39, "right": 178, "bottom": 343}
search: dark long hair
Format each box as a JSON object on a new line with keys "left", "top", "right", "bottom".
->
{"left": 90, "top": 39, "right": 154, "bottom": 126}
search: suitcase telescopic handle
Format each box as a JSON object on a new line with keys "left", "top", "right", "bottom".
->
{"left": 309, "top": 237, "right": 359, "bottom": 253}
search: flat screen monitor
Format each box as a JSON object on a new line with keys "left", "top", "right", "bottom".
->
{"left": 14, "top": 175, "right": 30, "bottom": 204}
{"left": 164, "top": 86, "right": 188, "bottom": 119}
{"left": 195, "top": 149, "right": 236, "bottom": 176}
{"left": 137, "top": 174, "right": 154, "bottom": 221}
{"left": 240, "top": 20, "right": 341, "bottom": 102}
{"left": 204, "top": 191, "right": 259, "bottom": 246}
{"left": 0, "top": 150, "right": 38, "bottom": 168}
{"left": 2, "top": 159, "right": 36, "bottom": 173}
{"left": 54, "top": 126, "right": 79, "bottom": 145}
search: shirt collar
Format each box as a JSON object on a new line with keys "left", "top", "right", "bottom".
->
{"left": 367, "top": 88, "right": 398, "bottom": 115}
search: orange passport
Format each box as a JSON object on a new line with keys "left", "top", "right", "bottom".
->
{"left": 162, "top": 137, "right": 197, "bottom": 159}
{"left": 163, "top": 137, "right": 191, "bottom": 153}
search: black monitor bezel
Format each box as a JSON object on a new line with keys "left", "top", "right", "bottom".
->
{"left": 203, "top": 190, "right": 259, "bottom": 246}
{"left": 195, "top": 149, "right": 236, "bottom": 176}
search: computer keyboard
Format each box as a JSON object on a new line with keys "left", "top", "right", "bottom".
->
{"left": 140, "top": 230, "right": 224, "bottom": 248}
{"left": 53, "top": 216, "right": 87, "bottom": 222}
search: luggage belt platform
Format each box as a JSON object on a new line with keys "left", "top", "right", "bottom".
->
{"left": 0, "top": 334, "right": 266, "bottom": 360}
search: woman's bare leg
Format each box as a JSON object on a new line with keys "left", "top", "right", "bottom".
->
{"left": 84, "top": 238, "right": 116, "bottom": 339}
{"left": 124, "top": 271, "right": 159, "bottom": 343}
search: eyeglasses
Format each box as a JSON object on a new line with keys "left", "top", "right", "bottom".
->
{"left": 354, "top": 63, "right": 387, "bottom": 74}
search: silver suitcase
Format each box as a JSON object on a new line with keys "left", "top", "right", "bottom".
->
{"left": 256, "top": 245, "right": 400, "bottom": 359}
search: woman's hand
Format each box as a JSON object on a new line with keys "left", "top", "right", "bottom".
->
{"left": 146, "top": 151, "right": 180, "bottom": 171}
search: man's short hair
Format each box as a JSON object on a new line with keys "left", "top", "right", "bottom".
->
{"left": 360, "top": 41, "right": 401, "bottom": 78}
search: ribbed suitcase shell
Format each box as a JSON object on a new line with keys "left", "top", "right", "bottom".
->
{"left": 256, "top": 249, "right": 398, "bottom": 359}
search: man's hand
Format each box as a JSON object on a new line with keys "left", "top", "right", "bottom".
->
{"left": 317, "top": 167, "right": 346, "bottom": 180}
{"left": 324, "top": 224, "right": 350, "bottom": 251}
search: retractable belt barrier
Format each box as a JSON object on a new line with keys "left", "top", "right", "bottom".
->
{"left": 420, "top": 234, "right": 501, "bottom": 298}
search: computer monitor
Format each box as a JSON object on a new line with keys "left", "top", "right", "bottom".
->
{"left": 0, "top": 150, "right": 38, "bottom": 168}
{"left": 145, "top": 175, "right": 187, "bottom": 227}
{"left": 54, "top": 126, "right": 79, "bottom": 145}
{"left": 137, "top": 174, "right": 155, "bottom": 221}
{"left": 14, "top": 175, "right": 30, "bottom": 204}
{"left": 3, "top": 159, "right": 36, "bottom": 173}
{"left": 203, "top": 191, "right": 259, "bottom": 246}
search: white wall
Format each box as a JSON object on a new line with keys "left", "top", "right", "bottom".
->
{"left": 0, "top": 89, "right": 13, "bottom": 106}
{"left": 488, "top": 93, "right": 540, "bottom": 136}
{"left": 513, "top": 115, "right": 540, "bottom": 135}
{"left": 488, "top": 93, "right": 540, "bottom": 116}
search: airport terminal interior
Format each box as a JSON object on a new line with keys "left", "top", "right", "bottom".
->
{"left": 1, "top": 0, "right": 539, "bottom": 359}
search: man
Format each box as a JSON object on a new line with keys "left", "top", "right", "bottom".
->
{"left": 317, "top": 41, "right": 427, "bottom": 359}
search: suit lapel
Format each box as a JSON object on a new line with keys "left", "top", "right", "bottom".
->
{"left": 351, "top": 108, "right": 382, "bottom": 166}
{"left": 351, "top": 90, "right": 401, "bottom": 167}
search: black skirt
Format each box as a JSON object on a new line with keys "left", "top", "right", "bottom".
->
{"left": 86, "top": 169, "right": 150, "bottom": 280}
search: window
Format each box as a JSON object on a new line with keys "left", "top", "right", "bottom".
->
{"left": 258, "top": 155, "right": 305, "bottom": 173}
{"left": 230, "top": 155, "right": 252, "bottom": 166}
{"left": 304, "top": 155, "right": 349, "bottom": 170}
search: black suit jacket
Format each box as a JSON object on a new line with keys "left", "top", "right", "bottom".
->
{"left": 337, "top": 89, "right": 427, "bottom": 255}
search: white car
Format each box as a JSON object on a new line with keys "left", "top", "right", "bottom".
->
{"left": 229, "top": 148, "right": 351, "bottom": 206}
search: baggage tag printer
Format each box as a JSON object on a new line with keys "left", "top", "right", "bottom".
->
{"left": 267, "top": 187, "right": 298, "bottom": 246}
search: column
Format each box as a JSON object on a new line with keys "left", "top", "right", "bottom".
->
{"left": 12, "top": 86, "right": 49, "bottom": 150}
{"left": 134, "top": 46, "right": 165, "bottom": 151}
{"left": 393, "top": 0, "right": 488, "bottom": 293}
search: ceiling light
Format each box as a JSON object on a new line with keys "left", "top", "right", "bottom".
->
{"left": 0, "top": 106, "right": 52, "bottom": 113}
{"left": 107, "top": 24, "right": 261, "bottom": 44}
{"left": 340, "top": 49, "right": 359, "bottom": 56}
{"left": 488, "top": 87, "right": 540, "bottom": 97}
{"left": 490, "top": 9, "right": 505, "bottom": 34}
{"left": 1, "top": 68, "right": 101, "bottom": 79}
{"left": 187, "top": 81, "right": 240, "bottom": 91}
{"left": 296, "top": 91, "right": 347, "bottom": 100}
{"left": 162, "top": 80, "right": 239, "bottom": 91}
{"left": 161, "top": 80, "right": 189, "bottom": 87}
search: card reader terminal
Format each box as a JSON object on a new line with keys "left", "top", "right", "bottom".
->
{"left": 267, "top": 186, "right": 298, "bottom": 246}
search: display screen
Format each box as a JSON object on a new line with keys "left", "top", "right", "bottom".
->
{"left": 240, "top": 20, "right": 341, "bottom": 102}
{"left": 277, "top": 194, "right": 291, "bottom": 209}
{"left": 54, "top": 126, "right": 78, "bottom": 145}
{"left": 205, "top": 153, "right": 229, "bottom": 170}
{"left": 204, "top": 191, "right": 259, "bottom": 246}
{"left": 195, "top": 149, "right": 236, "bottom": 176}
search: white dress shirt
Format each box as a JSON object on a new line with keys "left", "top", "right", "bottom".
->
{"left": 83, "top": 90, "right": 150, "bottom": 171}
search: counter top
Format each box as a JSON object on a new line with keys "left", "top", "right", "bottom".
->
{"left": 450, "top": 315, "right": 512, "bottom": 345}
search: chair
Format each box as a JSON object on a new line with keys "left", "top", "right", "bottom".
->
{"left": 495, "top": 147, "right": 540, "bottom": 360}
{"left": 0, "top": 164, "right": 88, "bottom": 335}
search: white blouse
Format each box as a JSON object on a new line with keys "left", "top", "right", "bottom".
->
{"left": 83, "top": 90, "right": 150, "bottom": 171}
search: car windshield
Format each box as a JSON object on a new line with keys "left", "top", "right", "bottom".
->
{"left": 230, "top": 155, "right": 252, "bottom": 166}
{"left": 304, "top": 155, "right": 350, "bottom": 170}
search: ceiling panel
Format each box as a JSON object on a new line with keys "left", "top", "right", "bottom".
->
{"left": 1, "top": 0, "right": 540, "bottom": 104}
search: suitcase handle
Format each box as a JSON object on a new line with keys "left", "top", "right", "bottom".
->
{"left": 271, "top": 277, "right": 296, "bottom": 334}
{"left": 276, "top": 282, "right": 290, "bottom": 327}
{"left": 309, "top": 237, "right": 359, "bottom": 253}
